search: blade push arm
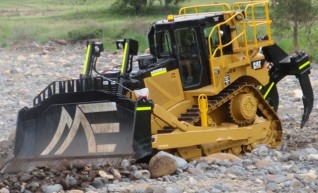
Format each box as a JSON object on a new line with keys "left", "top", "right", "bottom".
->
{"left": 261, "top": 43, "right": 314, "bottom": 128}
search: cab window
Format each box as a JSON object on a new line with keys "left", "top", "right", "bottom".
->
{"left": 175, "top": 28, "right": 202, "bottom": 87}
{"left": 156, "top": 30, "right": 172, "bottom": 58}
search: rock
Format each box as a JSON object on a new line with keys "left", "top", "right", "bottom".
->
{"left": 255, "top": 158, "right": 273, "bottom": 168}
{"left": 121, "top": 159, "right": 131, "bottom": 170}
{"left": 188, "top": 176, "right": 198, "bottom": 184}
{"left": 134, "top": 170, "right": 151, "bottom": 179}
{"left": 265, "top": 182, "right": 277, "bottom": 191}
{"left": 213, "top": 184, "right": 230, "bottom": 192}
{"left": 42, "top": 184, "right": 63, "bottom": 193}
{"left": 287, "top": 154, "right": 300, "bottom": 161}
{"left": 19, "top": 173, "right": 32, "bottom": 182}
{"left": 157, "top": 151, "right": 188, "bottom": 170}
{"left": 69, "top": 190, "right": 84, "bottom": 193}
{"left": 91, "top": 177, "right": 105, "bottom": 189}
{"left": 187, "top": 167, "right": 204, "bottom": 175}
{"left": 300, "top": 170, "right": 317, "bottom": 181}
{"left": 88, "top": 169, "right": 97, "bottom": 179}
{"left": 166, "top": 187, "right": 183, "bottom": 193}
{"left": 149, "top": 154, "right": 177, "bottom": 178}
{"left": 80, "top": 182, "right": 90, "bottom": 188}
{"left": 62, "top": 159, "right": 72, "bottom": 170}
{"left": 304, "top": 147, "right": 318, "bottom": 154}
{"left": 109, "top": 168, "right": 121, "bottom": 180}
{"left": 0, "top": 188, "right": 9, "bottom": 193}
{"left": 200, "top": 153, "right": 241, "bottom": 163}
{"left": 145, "top": 185, "right": 165, "bottom": 193}
{"left": 130, "top": 183, "right": 151, "bottom": 192}
{"left": 99, "top": 170, "right": 114, "bottom": 180}
{"left": 65, "top": 175, "right": 78, "bottom": 187}
{"left": 195, "top": 162, "right": 210, "bottom": 171}
{"left": 253, "top": 145, "right": 270, "bottom": 156}
{"left": 72, "top": 160, "right": 86, "bottom": 169}
{"left": 17, "top": 55, "right": 27, "bottom": 61}
{"left": 308, "top": 154, "right": 318, "bottom": 161}
{"left": 26, "top": 181, "right": 40, "bottom": 192}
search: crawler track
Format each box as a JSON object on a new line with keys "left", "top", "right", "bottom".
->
{"left": 164, "top": 82, "right": 282, "bottom": 155}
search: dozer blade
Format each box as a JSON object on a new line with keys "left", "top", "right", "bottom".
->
{"left": 3, "top": 90, "right": 153, "bottom": 173}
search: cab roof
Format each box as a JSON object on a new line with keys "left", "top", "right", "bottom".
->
{"left": 154, "top": 11, "right": 234, "bottom": 25}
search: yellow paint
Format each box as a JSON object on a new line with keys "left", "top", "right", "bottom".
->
{"left": 167, "top": 15, "right": 174, "bottom": 21}
{"left": 151, "top": 69, "right": 167, "bottom": 77}
{"left": 121, "top": 42, "right": 128, "bottom": 73}
{"left": 299, "top": 61, "right": 310, "bottom": 70}
{"left": 198, "top": 94, "right": 208, "bottom": 127}
{"left": 263, "top": 82, "right": 274, "bottom": 99}
{"left": 136, "top": 107, "right": 152, "bottom": 111}
{"left": 82, "top": 44, "right": 92, "bottom": 75}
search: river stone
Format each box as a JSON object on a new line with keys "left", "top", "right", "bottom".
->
{"left": 200, "top": 153, "right": 241, "bottom": 162}
{"left": 19, "top": 172, "right": 32, "bottom": 182}
{"left": 149, "top": 154, "right": 177, "bottom": 178}
{"left": 157, "top": 151, "right": 188, "bottom": 170}
{"left": 42, "top": 184, "right": 63, "bottom": 193}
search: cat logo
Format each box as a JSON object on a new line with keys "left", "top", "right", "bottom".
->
{"left": 213, "top": 16, "right": 220, "bottom": 22}
{"left": 252, "top": 60, "right": 264, "bottom": 70}
{"left": 41, "top": 103, "right": 119, "bottom": 156}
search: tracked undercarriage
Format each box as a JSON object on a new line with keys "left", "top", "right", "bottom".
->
{"left": 151, "top": 82, "right": 282, "bottom": 160}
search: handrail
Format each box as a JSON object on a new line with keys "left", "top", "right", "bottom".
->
{"left": 207, "top": 12, "right": 249, "bottom": 88}
{"left": 233, "top": 1, "right": 272, "bottom": 45}
{"left": 232, "top": 1, "right": 268, "bottom": 10}
{"left": 179, "top": 3, "right": 231, "bottom": 15}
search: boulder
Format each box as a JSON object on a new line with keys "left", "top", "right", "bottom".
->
{"left": 149, "top": 154, "right": 177, "bottom": 178}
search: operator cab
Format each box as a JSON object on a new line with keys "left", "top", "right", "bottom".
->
{"left": 148, "top": 13, "right": 230, "bottom": 90}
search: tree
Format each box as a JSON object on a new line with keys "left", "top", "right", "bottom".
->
{"left": 271, "top": 0, "right": 316, "bottom": 50}
{"left": 112, "top": 0, "right": 147, "bottom": 15}
{"left": 112, "top": 0, "right": 187, "bottom": 15}
{"left": 163, "top": 0, "right": 186, "bottom": 10}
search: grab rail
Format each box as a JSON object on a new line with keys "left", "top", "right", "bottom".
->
{"left": 179, "top": 3, "right": 230, "bottom": 15}
{"left": 233, "top": 1, "right": 272, "bottom": 45}
{"left": 208, "top": 12, "right": 249, "bottom": 87}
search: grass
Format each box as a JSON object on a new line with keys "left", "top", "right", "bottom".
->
{"left": 0, "top": 0, "right": 317, "bottom": 60}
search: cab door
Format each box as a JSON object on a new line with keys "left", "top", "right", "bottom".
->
{"left": 174, "top": 27, "right": 210, "bottom": 90}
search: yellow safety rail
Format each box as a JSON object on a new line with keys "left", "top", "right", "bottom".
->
{"left": 232, "top": 1, "right": 272, "bottom": 47}
{"left": 179, "top": 3, "right": 231, "bottom": 15}
{"left": 208, "top": 12, "right": 249, "bottom": 87}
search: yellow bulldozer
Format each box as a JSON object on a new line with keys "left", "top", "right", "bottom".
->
{"left": 4, "top": 1, "right": 314, "bottom": 172}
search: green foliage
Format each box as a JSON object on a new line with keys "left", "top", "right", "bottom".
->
{"left": 111, "top": 0, "right": 147, "bottom": 15}
{"left": 0, "top": 0, "right": 316, "bottom": 59}
{"left": 164, "top": 0, "right": 186, "bottom": 7}
{"left": 111, "top": 0, "right": 187, "bottom": 15}
{"left": 271, "top": 0, "right": 317, "bottom": 49}
{"left": 68, "top": 28, "right": 103, "bottom": 43}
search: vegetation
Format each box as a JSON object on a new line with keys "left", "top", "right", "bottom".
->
{"left": 110, "top": 0, "right": 186, "bottom": 15}
{"left": 0, "top": 0, "right": 317, "bottom": 60}
{"left": 271, "top": 0, "right": 317, "bottom": 50}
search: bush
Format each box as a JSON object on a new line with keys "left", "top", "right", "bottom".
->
{"left": 67, "top": 28, "right": 103, "bottom": 42}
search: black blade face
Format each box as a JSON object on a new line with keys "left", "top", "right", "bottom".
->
{"left": 15, "top": 98, "right": 136, "bottom": 159}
